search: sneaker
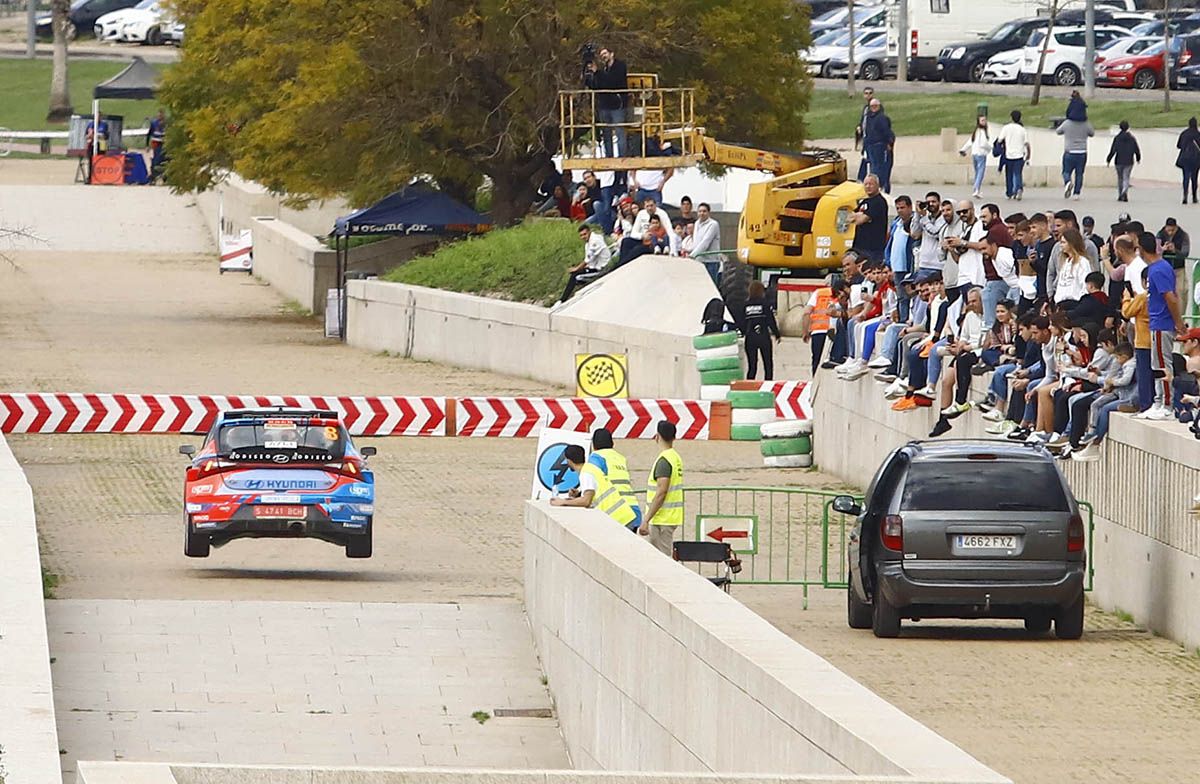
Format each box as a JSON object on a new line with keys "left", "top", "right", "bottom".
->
{"left": 1026, "top": 430, "right": 1051, "bottom": 443}
{"left": 875, "top": 373, "right": 898, "bottom": 383}
{"left": 1072, "top": 194, "right": 1081, "bottom": 201}
{"left": 867, "top": 355, "right": 892, "bottom": 369}
{"left": 1007, "top": 426, "right": 1031, "bottom": 441}
{"left": 835, "top": 358, "right": 864, "bottom": 376}
{"left": 987, "top": 419, "right": 1017, "bottom": 436}
{"left": 1016, "top": 189, "right": 1023, "bottom": 201}
{"left": 1057, "top": 444, "right": 1073, "bottom": 459}
{"left": 970, "top": 363, "right": 993, "bottom": 376}
{"left": 1142, "top": 406, "right": 1175, "bottom": 421}
{"left": 913, "top": 395, "right": 934, "bottom": 408}
{"left": 843, "top": 364, "right": 871, "bottom": 381}
{"left": 941, "top": 401, "right": 972, "bottom": 418}
{"left": 981, "top": 408, "right": 1005, "bottom": 423}
{"left": 892, "top": 396, "right": 918, "bottom": 411}
{"left": 1046, "top": 433, "right": 1071, "bottom": 449}
{"left": 1064, "top": 181, "right": 1073, "bottom": 199}
{"left": 915, "top": 385, "right": 936, "bottom": 398}
{"left": 929, "top": 418, "right": 953, "bottom": 437}
{"left": 821, "top": 360, "right": 842, "bottom": 370}
{"left": 1071, "top": 443, "right": 1101, "bottom": 462}
{"left": 884, "top": 379, "right": 908, "bottom": 398}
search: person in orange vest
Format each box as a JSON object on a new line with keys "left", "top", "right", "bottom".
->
{"left": 801, "top": 275, "right": 845, "bottom": 375}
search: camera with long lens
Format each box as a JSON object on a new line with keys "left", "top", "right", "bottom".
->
{"left": 581, "top": 42, "right": 597, "bottom": 79}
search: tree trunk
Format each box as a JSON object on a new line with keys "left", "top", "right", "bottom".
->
{"left": 46, "top": 0, "right": 72, "bottom": 122}
{"left": 434, "top": 174, "right": 483, "bottom": 210}
{"left": 1031, "top": 0, "right": 1057, "bottom": 106}
{"left": 487, "top": 163, "right": 544, "bottom": 226}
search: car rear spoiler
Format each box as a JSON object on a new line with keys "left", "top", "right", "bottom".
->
{"left": 221, "top": 407, "right": 339, "bottom": 420}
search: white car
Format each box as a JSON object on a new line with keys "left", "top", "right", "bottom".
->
{"left": 1093, "top": 35, "right": 1161, "bottom": 74}
{"left": 804, "top": 28, "right": 886, "bottom": 78}
{"left": 117, "top": 2, "right": 168, "bottom": 44}
{"left": 93, "top": 0, "right": 155, "bottom": 41}
{"left": 1019, "top": 26, "right": 1130, "bottom": 86}
{"left": 981, "top": 48, "right": 1023, "bottom": 84}
{"left": 163, "top": 19, "right": 184, "bottom": 45}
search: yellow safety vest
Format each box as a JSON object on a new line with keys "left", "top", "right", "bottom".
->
{"left": 581, "top": 462, "right": 637, "bottom": 526}
{"left": 593, "top": 448, "right": 640, "bottom": 519}
{"left": 646, "top": 447, "right": 684, "bottom": 527}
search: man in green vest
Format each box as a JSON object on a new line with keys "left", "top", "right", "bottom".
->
{"left": 588, "top": 428, "right": 642, "bottom": 532}
{"left": 639, "top": 420, "right": 684, "bottom": 555}
{"left": 550, "top": 445, "right": 638, "bottom": 528}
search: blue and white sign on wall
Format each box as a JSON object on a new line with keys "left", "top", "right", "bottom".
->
{"left": 530, "top": 424, "right": 591, "bottom": 501}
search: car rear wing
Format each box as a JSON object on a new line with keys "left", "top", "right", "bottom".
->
{"left": 221, "top": 408, "right": 340, "bottom": 421}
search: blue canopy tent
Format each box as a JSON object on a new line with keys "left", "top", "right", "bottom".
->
{"left": 330, "top": 187, "right": 491, "bottom": 339}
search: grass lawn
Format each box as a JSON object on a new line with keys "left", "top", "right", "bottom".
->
{"left": 384, "top": 220, "right": 580, "bottom": 306}
{"left": 807, "top": 87, "right": 1196, "bottom": 139}
{"left": 0, "top": 58, "right": 167, "bottom": 130}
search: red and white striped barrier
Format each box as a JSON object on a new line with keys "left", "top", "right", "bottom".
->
{"left": 735, "top": 381, "right": 811, "bottom": 420}
{"left": 0, "top": 394, "right": 447, "bottom": 436}
{"left": 456, "top": 397, "right": 712, "bottom": 439}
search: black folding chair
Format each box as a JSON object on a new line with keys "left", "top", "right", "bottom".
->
{"left": 672, "top": 540, "right": 741, "bottom": 593}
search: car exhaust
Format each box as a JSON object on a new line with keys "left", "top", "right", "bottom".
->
{"left": 289, "top": 522, "right": 304, "bottom": 534}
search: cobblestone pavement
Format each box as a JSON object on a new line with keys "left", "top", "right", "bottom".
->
{"left": 48, "top": 600, "right": 568, "bottom": 782}
{"left": 743, "top": 587, "right": 1200, "bottom": 784}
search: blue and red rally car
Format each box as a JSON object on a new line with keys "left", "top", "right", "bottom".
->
{"left": 179, "top": 407, "right": 376, "bottom": 558}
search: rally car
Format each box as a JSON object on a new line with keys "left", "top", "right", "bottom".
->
{"left": 179, "top": 408, "right": 376, "bottom": 559}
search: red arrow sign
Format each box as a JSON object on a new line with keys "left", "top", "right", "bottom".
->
{"left": 707, "top": 527, "right": 749, "bottom": 542}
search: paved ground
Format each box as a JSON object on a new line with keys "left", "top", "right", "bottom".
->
{"left": 48, "top": 600, "right": 568, "bottom": 782}
{"left": 7, "top": 159, "right": 1200, "bottom": 784}
{"left": 815, "top": 80, "right": 1200, "bottom": 103}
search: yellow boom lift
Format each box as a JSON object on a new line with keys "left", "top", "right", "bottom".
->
{"left": 557, "top": 76, "right": 865, "bottom": 274}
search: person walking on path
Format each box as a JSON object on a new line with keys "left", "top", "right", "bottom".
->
{"left": 997, "top": 111, "right": 1030, "bottom": 200}
{"left": 1056, "top": 115, "right": 1094, "bottom": 200}
{"left": 959, "top": 115, "right": 991, "bottom": 199}
{"left": 639, "top": 421, "right": 684, "bottom": 556}
{"left": 1106, "top": 120, "right": 1141, "bottom": 203}
{"left": 550, "top": 445, "right": 639, "bottom": 529}
{"left": 1176, "top": 117, "right": 1200, "bottom": 205}
{"left": 742, "top": 280, "right": 781, "bottom": 380}
{"left": 862, "top": 99, "right": 895, "bottom": 193}
{"left": 1135, "top": 232, "right": 1187, "bottom": 421}
{"left": 587, "top": 428, "right": 642, "bottom": 533}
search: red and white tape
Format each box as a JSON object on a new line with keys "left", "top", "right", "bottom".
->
{"left": 0, "top": 394, "right": 447, "bottom": 436}
{"left": 456, "top": 397, "right": 711, "bottom": 439}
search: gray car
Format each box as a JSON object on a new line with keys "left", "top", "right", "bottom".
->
{"left": 833, "top": 439, "right": 1086, "bottom": 640}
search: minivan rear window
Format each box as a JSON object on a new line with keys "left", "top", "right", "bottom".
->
{"left": 900, "top": 460, "right": 1071, "bottom": 512}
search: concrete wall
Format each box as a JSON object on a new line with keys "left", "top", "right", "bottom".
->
{"left": 346, "top": 280, "right": 699, "bottom": 398}
{"left": 0, "top": 433, "right": 63, "bottom": 784}
{"left": 523, "top": 502, "right": 1008, "bottom": 782}
{"left": 194, "top": 174, "right": 350, "bottom": 241}
{"left": 812, "top": 373, "right": 1200, "bottom": 649}
{"left": 248, "top": 217, "right": 338, "bottom": 315}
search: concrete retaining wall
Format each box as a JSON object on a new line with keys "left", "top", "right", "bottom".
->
{"left": 346, "top": 280, "right": 700, "bottom": 398}
{"left": 812, "top": 373, "right": 1200, "bottom": 649}
{"left": 0, "top": 433, "right": 63, "bottom": 784}
{"left": 523, "top": 502, "right": 1008, "bottom": 782}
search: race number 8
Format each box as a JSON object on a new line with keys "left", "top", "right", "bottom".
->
{"left": 325, "top": 426, "right": 339, "bottom": 441}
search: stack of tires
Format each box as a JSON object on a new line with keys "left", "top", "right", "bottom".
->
{"left": 759, "top": 419, "right": 813, "bottom": 467}
{"left": 694, "top": 331, "right": 742, "bottom": 401}
{"left": 728, "top": 390, "right": 775, "bottom": 441}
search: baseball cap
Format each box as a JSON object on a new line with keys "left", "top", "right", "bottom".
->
{"left": 1180, "top": 327, "right": 1200, "bottom": 342}
{"left": 1166, "top": 217, "right": 1179, "bottom": 227}
{"left": 900, "top": 271, "right": 919, "bottom": 285}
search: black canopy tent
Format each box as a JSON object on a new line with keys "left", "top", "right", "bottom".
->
{"left": 329, "top": 186, "right": 491, "bottom": 339}
{"left": 93, "top": 56, "right": 159, "bottom": 100}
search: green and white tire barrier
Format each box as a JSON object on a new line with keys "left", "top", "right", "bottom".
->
{"left": 700, "top": 384, "right": 730, "bottom": 401}
{"left": 731, "top": 423, "right": 762, "bottom": 441}
{"left": 732, "top": 407, "right": 776, "bottom": 426}
{"left": 695, "top": 343, "right": 740, "bottom": 362}
{"left": 726, "top": 390, "right": 775, "bottom": 409}
{"left": 699, "top": 367, "right": 742, "bottom": 386}
{"left": 759, "top": 418, "right": 813, "bottom": 468}
{"left": 759, "top": 418, "right": 813, "bottom": 438}
{"left": 692, "top": 331, "right": 739, "bottom": 350}
{"left": 764, "top": 453, "right": 813, "bottom": 468}
{"left": 696, "top": 355, "right": 741, "bottom": 372}
{"left": 759, "top": 435, "right": 811, "bottom": 457}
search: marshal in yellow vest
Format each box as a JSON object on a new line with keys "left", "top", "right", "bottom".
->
{"left": 646, "top": 447, "right": 684, "bottom": 526}
{"left": 580, "top": 462, "right": 638, "bottom": 526}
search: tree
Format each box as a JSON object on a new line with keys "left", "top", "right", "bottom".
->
{"left": 1030, "top": 0, "right": 1058, "bottom": 106}
{"left": 160, "top": 0, "right": 813, "bottom": 223}
{"left": 46, "top": 0, "right": 72, "bottom": 122}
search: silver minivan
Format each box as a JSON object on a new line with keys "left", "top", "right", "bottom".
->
{"left": 833, "top": 439, "right": 1086, "bottom": 639}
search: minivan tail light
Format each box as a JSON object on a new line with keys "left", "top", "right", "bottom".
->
{"left": 1067, "top": 514, "right": 1085, "bottom": 552}
{"left": 881, "top": 514, "right": 904, "bottom": 551}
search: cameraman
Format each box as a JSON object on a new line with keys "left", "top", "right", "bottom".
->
{"left": 585, "top": 45, "right": 629, "bottom": 159}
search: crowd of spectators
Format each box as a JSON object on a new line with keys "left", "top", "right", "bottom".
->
{"left": 805, "top": 188, "right": 1200, "bottom": 459}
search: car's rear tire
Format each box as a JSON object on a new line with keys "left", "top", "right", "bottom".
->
{"left": 145, "top": 25, "right": 162, "bottom": 45}
{"left": 184, "top": 520, "right": 210, "bottom": 558}
{"left": 345, "top": 519, "right": 373, "bottom": 558}
{"left": 1024, "top": 613, "right": 1052, "bottom": 634}
{"left": 1055, "top": 590, "right": 1085, "bottom": 640}
{"left": 871, "top": 590, "right": 901, "bottom": 638}
{"left": 847, "top": 579, "right": 873, "bottom": 629}
{"left": 1133, "top": 69, "right": 1157, "bottom": 90}
{"left": 861, "top": 60, "right": 883, "bottom": 81}
{"left": 1054, "top": 64, "right": 1081, "bottom": 87}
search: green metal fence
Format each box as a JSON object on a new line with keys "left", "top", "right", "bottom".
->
{"left": 652, "top": 486, "right": 1096, "bottom": 605}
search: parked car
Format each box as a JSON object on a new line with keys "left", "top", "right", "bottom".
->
{"left": 1019, "top": 26, "right": 1130, "bottom": 86}
{"left": 824, "top": 31, "right": 892, "bottom": 81}
{"left": 1057, "top": 8, "right": 1153, "bottom": 29}
{"left": 981, "top": 48, "right": 1025, "bottom": 83}
{"left": 36, "top": 0, "right": 141, "bottom": 40}
{"left": 806, "top": 28, "right": 886, "bottom": 78}
{"left": 93, "top": 0, "right": 155, "bottom": 41}
{"left": 1097, "top": 40, "right": 1172, "bottom": 89}
{"left": 834, "top": 440, "right": 1087, "bottom": 640}
{"left": 1129, "top": 19, "right": 1200, "bottom": 38}
{"left": 179, "top": 407, "right": 378, "bottom": 559}
{"left": 118, "top": 3, "right": 169, "bottom": 44}
{"left": 812, "top": 3, "right": 886, "bottom": 37}
{"left": 937, "top": 17, "right": 1048, "bottom": 83}
{"left": 163, "top": 19, "right": 184, "bottom": 46}
{"left": 1170, "top": 34, "right": 1200, "bottom": 85}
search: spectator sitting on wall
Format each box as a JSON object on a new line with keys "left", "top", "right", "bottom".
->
{"left": 570, "top": 184, "right": 592, "bottom": 222}
{"left": 535, "top": 184, "right": 572, "bottom": 217}
{"left": 557, "top": 225, "right": 612, "bottom": 305}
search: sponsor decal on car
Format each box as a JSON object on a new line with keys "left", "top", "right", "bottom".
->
{"left": 260, "top": 494, "right": 303, "bottom": 504}
{"left": 263, "top": 440, "right": 298, "bottom": 449}
{"left": 186, "top": 503, "right": 204, "bottom": 513}
{"left": 190, "top": 484, "right": 213, "bottom": 495}
{"left": 348, "top": 484, "right": 372, "bottom": 497}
